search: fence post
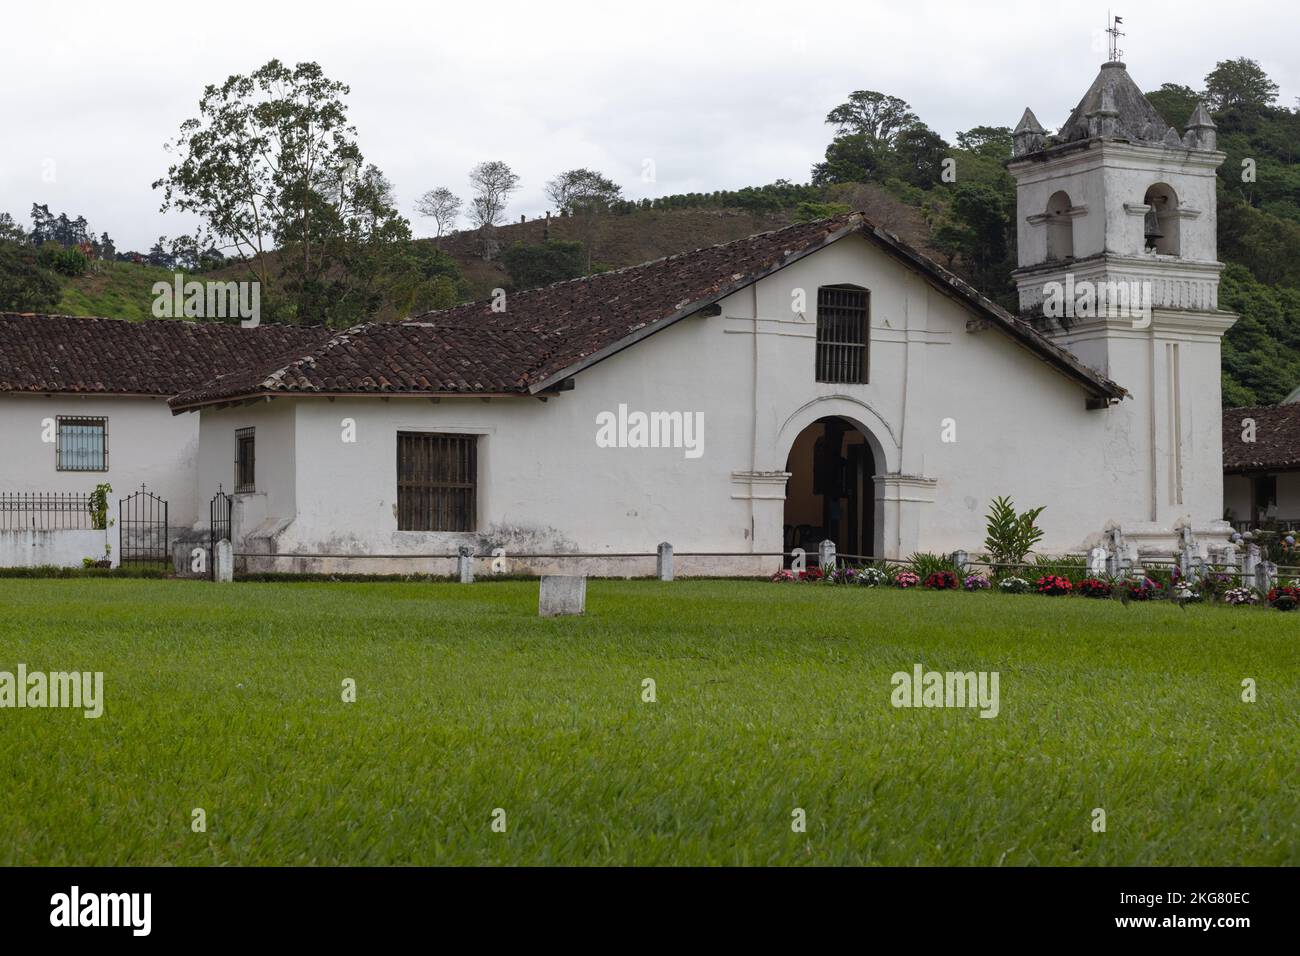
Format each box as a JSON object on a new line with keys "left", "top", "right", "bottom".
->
{"left": 1088, "top": 547, "right": 1107, "bottom": 577}
{"left": 657, "top": 541, "right": 674, "bottom": 582}
{"left": 1260, "top": 560, "right": 1277, "bottom": 594}
{"left": 952, "top": 550, "right": 969, "bottom": 575}
{"left": 214, "top": 540, "right": 233, "bottom": 583}
{"left": 457, "top": 545, "right": 474, "bottom": 584}
{"left": 818, "top": 539, "right": 837, "bottom": 570}
{"left": 1243, "top": 544, "right": 1260, "bottom": 590}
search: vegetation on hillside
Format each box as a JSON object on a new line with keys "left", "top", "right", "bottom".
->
{"left": 2, "top": 54, "right": 1298, "bottom": 402}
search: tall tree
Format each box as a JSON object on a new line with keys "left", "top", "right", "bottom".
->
{"left": 1146, "top": 83, "right": 1201, "bottom": 130}
{"left": 544, "top": 168, "right": 622, "bottom": 271}
{"left": 824, "top": 91, "right": 918, "bottom": 147}
{"left": 155, "top": 60, "right": 374, "bottom": 301}
{"left": 467, "top": 161, "right": 520, "bottom": 231}
{"left": 415, "top": 187, "right": 462, "bottom": 238}
{"left": 1204, "top": 58, "right": 1279, "bottom": 111}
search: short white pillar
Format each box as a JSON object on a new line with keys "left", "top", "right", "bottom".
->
{"left": 657, "top": 542, "right": 673, "bottom": 582}
{"left": 214, "top": 539, "right": 233, "bottom": 583}
{"left": 539, "top": 575, "right": 586, "bottom": 616}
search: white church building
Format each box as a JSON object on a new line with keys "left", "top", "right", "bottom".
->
{"left": 1, "top": 59, "right": 1237, "bottom": 575}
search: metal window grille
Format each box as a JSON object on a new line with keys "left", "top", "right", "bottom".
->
{"left": 815, "top": 286, "right": 869, "bottom": 384}
{"left": 235, "top": 427, "right": 255, "bottom": 493}
{"left": 397, "top": 432, "right": 477, "bottom": 532}
{"left": 55, "top": 416, "right": 108, "bottom": 471}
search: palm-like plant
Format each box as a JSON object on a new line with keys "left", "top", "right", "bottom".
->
{"left": 983, "top": 496, "right": 1045, "bottom": 576}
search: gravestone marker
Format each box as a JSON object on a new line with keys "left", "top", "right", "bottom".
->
{"left": 539, "top": 575, "right": 586, "bottom": 616}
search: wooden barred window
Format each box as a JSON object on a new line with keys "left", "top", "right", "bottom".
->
{"left": 235, "top": 427, "right": 256, "bottom": 493}
{"left": 56, "top": 416, "right": 108, "bottom": 471}
{"left": 397, "top": 432, "right": 477, "bottom": 532}
{"left": 815, "top": 285, "right": 870, "bottom": 384}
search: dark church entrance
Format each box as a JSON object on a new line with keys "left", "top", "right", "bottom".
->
{"left": 783, "top": 416, "right": 876, "bottom": 563}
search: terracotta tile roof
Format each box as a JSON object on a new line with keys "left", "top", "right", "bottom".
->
{"left": 167, "top": 213, "right": 1126, "bottom": 411}
{"left": 1223, "top": 404, "right": 1300, "bottom": 472}
{"left": 0, "top": 313, "right": 332, "bottom": 396}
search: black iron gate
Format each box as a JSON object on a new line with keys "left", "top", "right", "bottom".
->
{"left": 209, "top": 487, "right": 232, "bottom": 580}
{"left": 119, "top": 485, "right": 169, "bottom": 568}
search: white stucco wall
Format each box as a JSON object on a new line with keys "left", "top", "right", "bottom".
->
{"left": 0, "top": 394, "right": 201, "bottom": 528}
{"left": 187, "top": 232, "right": 1232, "bottom": 575}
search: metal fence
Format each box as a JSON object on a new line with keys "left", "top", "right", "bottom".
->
{"left": 0, "top": 492, "right": 97, "bottom": 530}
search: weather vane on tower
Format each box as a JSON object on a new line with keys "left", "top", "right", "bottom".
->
{"left": 1106, "top": 12, "right": 1125, "bottom": 62}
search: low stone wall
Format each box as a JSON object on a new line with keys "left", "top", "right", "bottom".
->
{"left": 237, "top": 552, "right": 778, "bottom": 578}
{"left": 0, "top": 529, "right": 112, "bottom": 568}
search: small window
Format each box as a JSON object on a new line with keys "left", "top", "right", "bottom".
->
{"left": 235, "top": 427, "right": 255, "bottom": 493}
{"left": 816, "top": 286, "right": 869, "bottom": 384}
{"left": 56, "top": 416, "right": 108, "bottom": 471}
{"left": 397, "top": 432, "right": 477, "bottom": 532}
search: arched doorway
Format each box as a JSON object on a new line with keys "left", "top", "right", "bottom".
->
{"left": 783, "top": 415, "right": 876, "bottom": 561}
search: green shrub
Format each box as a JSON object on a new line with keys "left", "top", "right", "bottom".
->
{"left": 983, "top": 496, "right": 1045, "bottom": 576}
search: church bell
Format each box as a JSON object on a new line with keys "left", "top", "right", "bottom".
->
{"left": 1144, "top": 205, "right": 1164, "bottom": 244}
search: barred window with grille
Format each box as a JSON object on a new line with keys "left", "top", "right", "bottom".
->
{"left": 235, "top": 427, "right": 256, "bottom": 493}
{"left": 56, "top": 416, "right": 108, "bottom": 471}
{"left": 815, "top": 285, "right": 870, "bottom": 384}
{"left": 397, "top": 432, "right": 477, "bottom": 532}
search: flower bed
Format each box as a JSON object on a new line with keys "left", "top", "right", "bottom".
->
{"left": 765, "top": 558, "right": 1297, "bottom": 611}
{"left": 1076, "top": 577, "right": 1112, "bottom": 598}
{"left": 922, "top": 570, "right": 960, "bottom": 590}
{"left": 1035, "top": 574, "right": 1073, "bottom": 597}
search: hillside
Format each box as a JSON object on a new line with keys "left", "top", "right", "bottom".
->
{"left": 56, "top": 260, "right": 191, "bottom": 321}
{"left": 440, "top": 182, "right": 938, "bottom": 300}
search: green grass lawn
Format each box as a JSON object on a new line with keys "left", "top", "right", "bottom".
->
{"left": 0, "top": 579, "right": 1296, "bottom": 866}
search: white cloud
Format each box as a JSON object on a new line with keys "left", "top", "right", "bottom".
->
{"left": 0, "top": 0, "right": 1294, "bottom": 250}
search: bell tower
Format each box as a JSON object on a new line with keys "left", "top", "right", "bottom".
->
{"left": 1007, "top": 55, "right": 1236, "bottom": 545}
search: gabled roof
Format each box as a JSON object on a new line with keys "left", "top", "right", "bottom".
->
{"left": 167, "top": 212, "right": 1126, "bottom": 411}
{"left": 0, "top": 313, "right": 332, "bottom": 397}
{"left": 1223, "top": 404, "right": 1300, "bottom": 472}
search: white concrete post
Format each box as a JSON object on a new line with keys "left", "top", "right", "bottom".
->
{"left": 1243, "top": 544, "right": 1260, "bottom": 590}
{"left": 1260, "top": 560, "right": 1277, "bottom": 594}
{"left": 214, "top": 539, "right": 233, "bottom": 583}
{"left": 457, "top": 545, "right": 474, "bottom": 584}
{"left": 1088, "top": 547, "right": 1107, "bottom": 577}
{"left": 656, "top": 542, "right": 673, "bottom": 582}
{"left": 818, "top": 539, "right": 837, "bottom": 570}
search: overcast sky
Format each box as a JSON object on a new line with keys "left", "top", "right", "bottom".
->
{"left": 1, "top": 0, "right": 1296, "bottom": 251}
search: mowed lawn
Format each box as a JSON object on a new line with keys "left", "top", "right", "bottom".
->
{"left": 0, "top": 578, "right": 1296, "bottom": 866}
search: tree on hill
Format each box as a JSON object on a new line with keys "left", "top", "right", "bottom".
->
{"left": 468, "top": 160, "right": 520, "bottom": 238}
{"left": 545, "top": 168, "right": 622, "bottom": 272}
{"left": 824, "top": 91, "right": 918, "bottom": 147}
{"left": 0, "top": 212, "right": 24, "bottom": 243}
{"left": 955, "top": 126, "right": 1012, "bottom": 160}
{"left": 1204, "top": 57, "right": 1279, "bottom": 111}
{"left": 154, "top": 58, "right": 438, "bottom": 325}
{"left": 415, "top": 187, "right": 462, "bottom": 238}
{"left": 812, "top": 133, "right": 880, "bottom": 186}
{"left": 1146, "top": 83, "right": 1201, "bottom": 130}
{"left": 0, "top": 241, "right": 62, "bottom": 312}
